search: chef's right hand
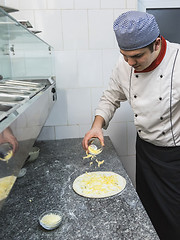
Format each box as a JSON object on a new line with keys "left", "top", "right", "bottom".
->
{"left": 82, "top": 127, "right": 104, "bottom": 152}
{"left": 82, "top": 115, "right": 105, "bottom": 151}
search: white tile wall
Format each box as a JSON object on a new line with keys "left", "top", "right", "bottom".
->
{"left": 38, "top": 126, "right": 55, "bottom": 140}
{"left": 19, "top": 0, "right": 47, "bottom": 9}
{"left": 47, "top": 0, "right": 74, "bottom": 9}
{"left": 4, "top": 0, "right": 18, "bottom": 8}
{"left": 75, "top": 0, "right": 100, "bottom": 9}
{"left": 34, "top": 10, "right": 63, "bottom": 50}
{"left": 6, "top": 0, "right": 138, "bottom": 184}
{"left": 106, "top": 122, "right": 128, "bottom": 156}
{"left": 67, "top": 88, "right": 92, "bottom": 125}
{"left": 55, "top": 51, "right": 78, "bottom": 89}
{"left": 102, "top": 49, "right": 120, "bottom": 86}
{"left": 101, "top": 0, "right": 126, "bottom": 9}
{"left": 79, "top": 124, "right": 92, "bottom": 138}
{"left": 88, "top": 10, "right": 114, "bottom": 49}
{"left": 55, "top": 125, "right": 79, "bottom": 139}
{"left": 62, "top": 10, "right": 88, "bottom": 50}
{"left": 91, "top": 88, "right": 105, "bottom": 112}
{"left": 77, "top": 50, "right": 103, "bottom": 87}
{"left": 127, "top": 0, "right": 137, "bottom": 9}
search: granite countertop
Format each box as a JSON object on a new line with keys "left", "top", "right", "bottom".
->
{"left": 0, "top": 137, "right": 159, "bottom": 240}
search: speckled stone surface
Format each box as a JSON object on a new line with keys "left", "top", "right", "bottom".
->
{"left": 0, "top": 137, "right": 159, "bottom": 240}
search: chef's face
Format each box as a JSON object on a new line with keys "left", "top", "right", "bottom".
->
{"left": 120, "top": 38, "right": 161, "bottom": 71}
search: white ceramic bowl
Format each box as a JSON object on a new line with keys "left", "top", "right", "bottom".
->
{"left": 27, "top": 146, "right": 40, "bottom": 162}
{"left": 39, "top": 210, "right": 63, "bottom": 230}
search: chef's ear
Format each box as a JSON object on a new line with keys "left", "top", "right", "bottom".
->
{"left": 154, "top": 37, "right": 161, "bottom": 51}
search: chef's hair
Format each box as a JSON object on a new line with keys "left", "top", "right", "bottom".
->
{"left": 147, "top": 34, "right": 161, "bottom": 52}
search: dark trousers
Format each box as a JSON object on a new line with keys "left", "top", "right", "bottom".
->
{"left": 136, "top": 135, "right": 180, "bottom": 240}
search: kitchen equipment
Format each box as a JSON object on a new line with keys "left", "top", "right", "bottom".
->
{"left": 27, "top": 146, "right": 40, "bottom": 162}
{"left": 0, "top": 7, "right": 57, "bottom": 210}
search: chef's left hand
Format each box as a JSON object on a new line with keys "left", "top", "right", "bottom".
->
{"left": 0, "top": 127, "right": 18, "bottom": 153}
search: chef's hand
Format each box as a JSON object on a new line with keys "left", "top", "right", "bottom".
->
{"left": 82, "top": 115, "right": 105, "bottom": 151}
{"left": 0, "top": 127, "right": 18, "bottom": 153}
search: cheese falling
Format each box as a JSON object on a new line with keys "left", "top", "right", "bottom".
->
{"left": 96, "top": 159, "right": 104, "bottom": 167}
{"left": 83, "top": 152, "right": 95, "bottom": 160}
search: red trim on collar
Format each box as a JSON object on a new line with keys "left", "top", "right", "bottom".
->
{"left": 134, "top": 36, "right": 167, "bottom": 73}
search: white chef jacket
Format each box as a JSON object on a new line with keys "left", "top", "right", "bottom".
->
{"left": 96, "top": 40, "right": 180, "bottom": 147}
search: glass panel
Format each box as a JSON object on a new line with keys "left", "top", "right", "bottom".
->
{"left": 0, "top": 8, "right": 55, "bottom": 80}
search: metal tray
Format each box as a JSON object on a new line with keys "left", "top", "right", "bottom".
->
{"left": 0, "top": 94, "right": 25, "bottom": 103}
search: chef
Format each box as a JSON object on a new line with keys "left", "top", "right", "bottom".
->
{"left": 82, "top": 11, "right": 180, "bottom": 240}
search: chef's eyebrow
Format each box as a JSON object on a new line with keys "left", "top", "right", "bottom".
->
{"left": 120, "top": 51, "right": 144, "bottom": 58}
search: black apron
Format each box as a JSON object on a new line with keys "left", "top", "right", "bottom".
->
{"left": 136, "top": 134, "right": 180, "bottom": 240}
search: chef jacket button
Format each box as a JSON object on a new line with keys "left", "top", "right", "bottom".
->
{"left": 160, "top": 117, "right": 163, "bottom": 120}
{"left": 162, "top": 131, "right": 165, "bottom": 135}
{"left": 160, "top": 75, "right": 163, "bottom": 78}
{"left": 134, "top": 95, "right": 137, "bottom": 98}
{"left": 159, "top": 97, "right": 162, "bottom": 100}
{"left": 135, "top": 114, "right": 138, "bottom": 117}
{"left": 135, "top": 75, "right": 139, "bottom": 78}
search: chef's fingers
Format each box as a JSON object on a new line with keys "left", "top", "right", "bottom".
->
{"left": 11, "top": 138, "right": 18, "bottom": 153}
{"left": 99, "top": 136, "right": 105, "bottom": 147}
{"left": 82, "top": 129, "right": 104, "bottom": 151}
{"left": 82, "top": 133, "right": 91, "bottom": 150}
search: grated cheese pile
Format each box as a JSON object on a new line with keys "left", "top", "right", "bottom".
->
{"left": 40, "top": 213, "right": 62, "bottom": 227}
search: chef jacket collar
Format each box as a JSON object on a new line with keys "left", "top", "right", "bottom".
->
{"left": 134, "top": 36, "right": 167, "bottom": 73}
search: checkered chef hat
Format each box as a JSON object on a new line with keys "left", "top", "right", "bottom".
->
{"left": 113, "top": 11, "right": 160, "bottom": 50}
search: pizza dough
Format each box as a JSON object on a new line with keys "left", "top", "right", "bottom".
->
{"left": 0, "top": 175, "right": 16, "bottom": 201}
{"left": 73, "top": 171, "right": 126, "bottom": 198}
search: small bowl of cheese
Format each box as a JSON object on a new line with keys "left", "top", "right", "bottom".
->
{"left": 39, "top": 210, "right": 63, "bottom": 230}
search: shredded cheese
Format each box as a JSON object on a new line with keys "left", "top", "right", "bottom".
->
{"left": 83, "top": 153, "right": 95, "bottom": 160}
{"left": 40, "top": 213, "right": 62, "bottom": 227}
{"left": 0, "top": 150, "right": 13, "bottom": 163}
{"left": 96, "top": 159, "right": 104, "bottom": 167}
{"left": 83, "top": 149, "right": 104, "bottom": 168}
{"left": 73, "top": 171, "right": 126, "bottom": 198}
{"left": 0, "top": 175, "right": 16, "bottom": 200}
{"left": 88, "top": 144, "right": 102, "bottom": 155}
{"left": 81, "top": 172, "right": 122, "bottom": 194}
